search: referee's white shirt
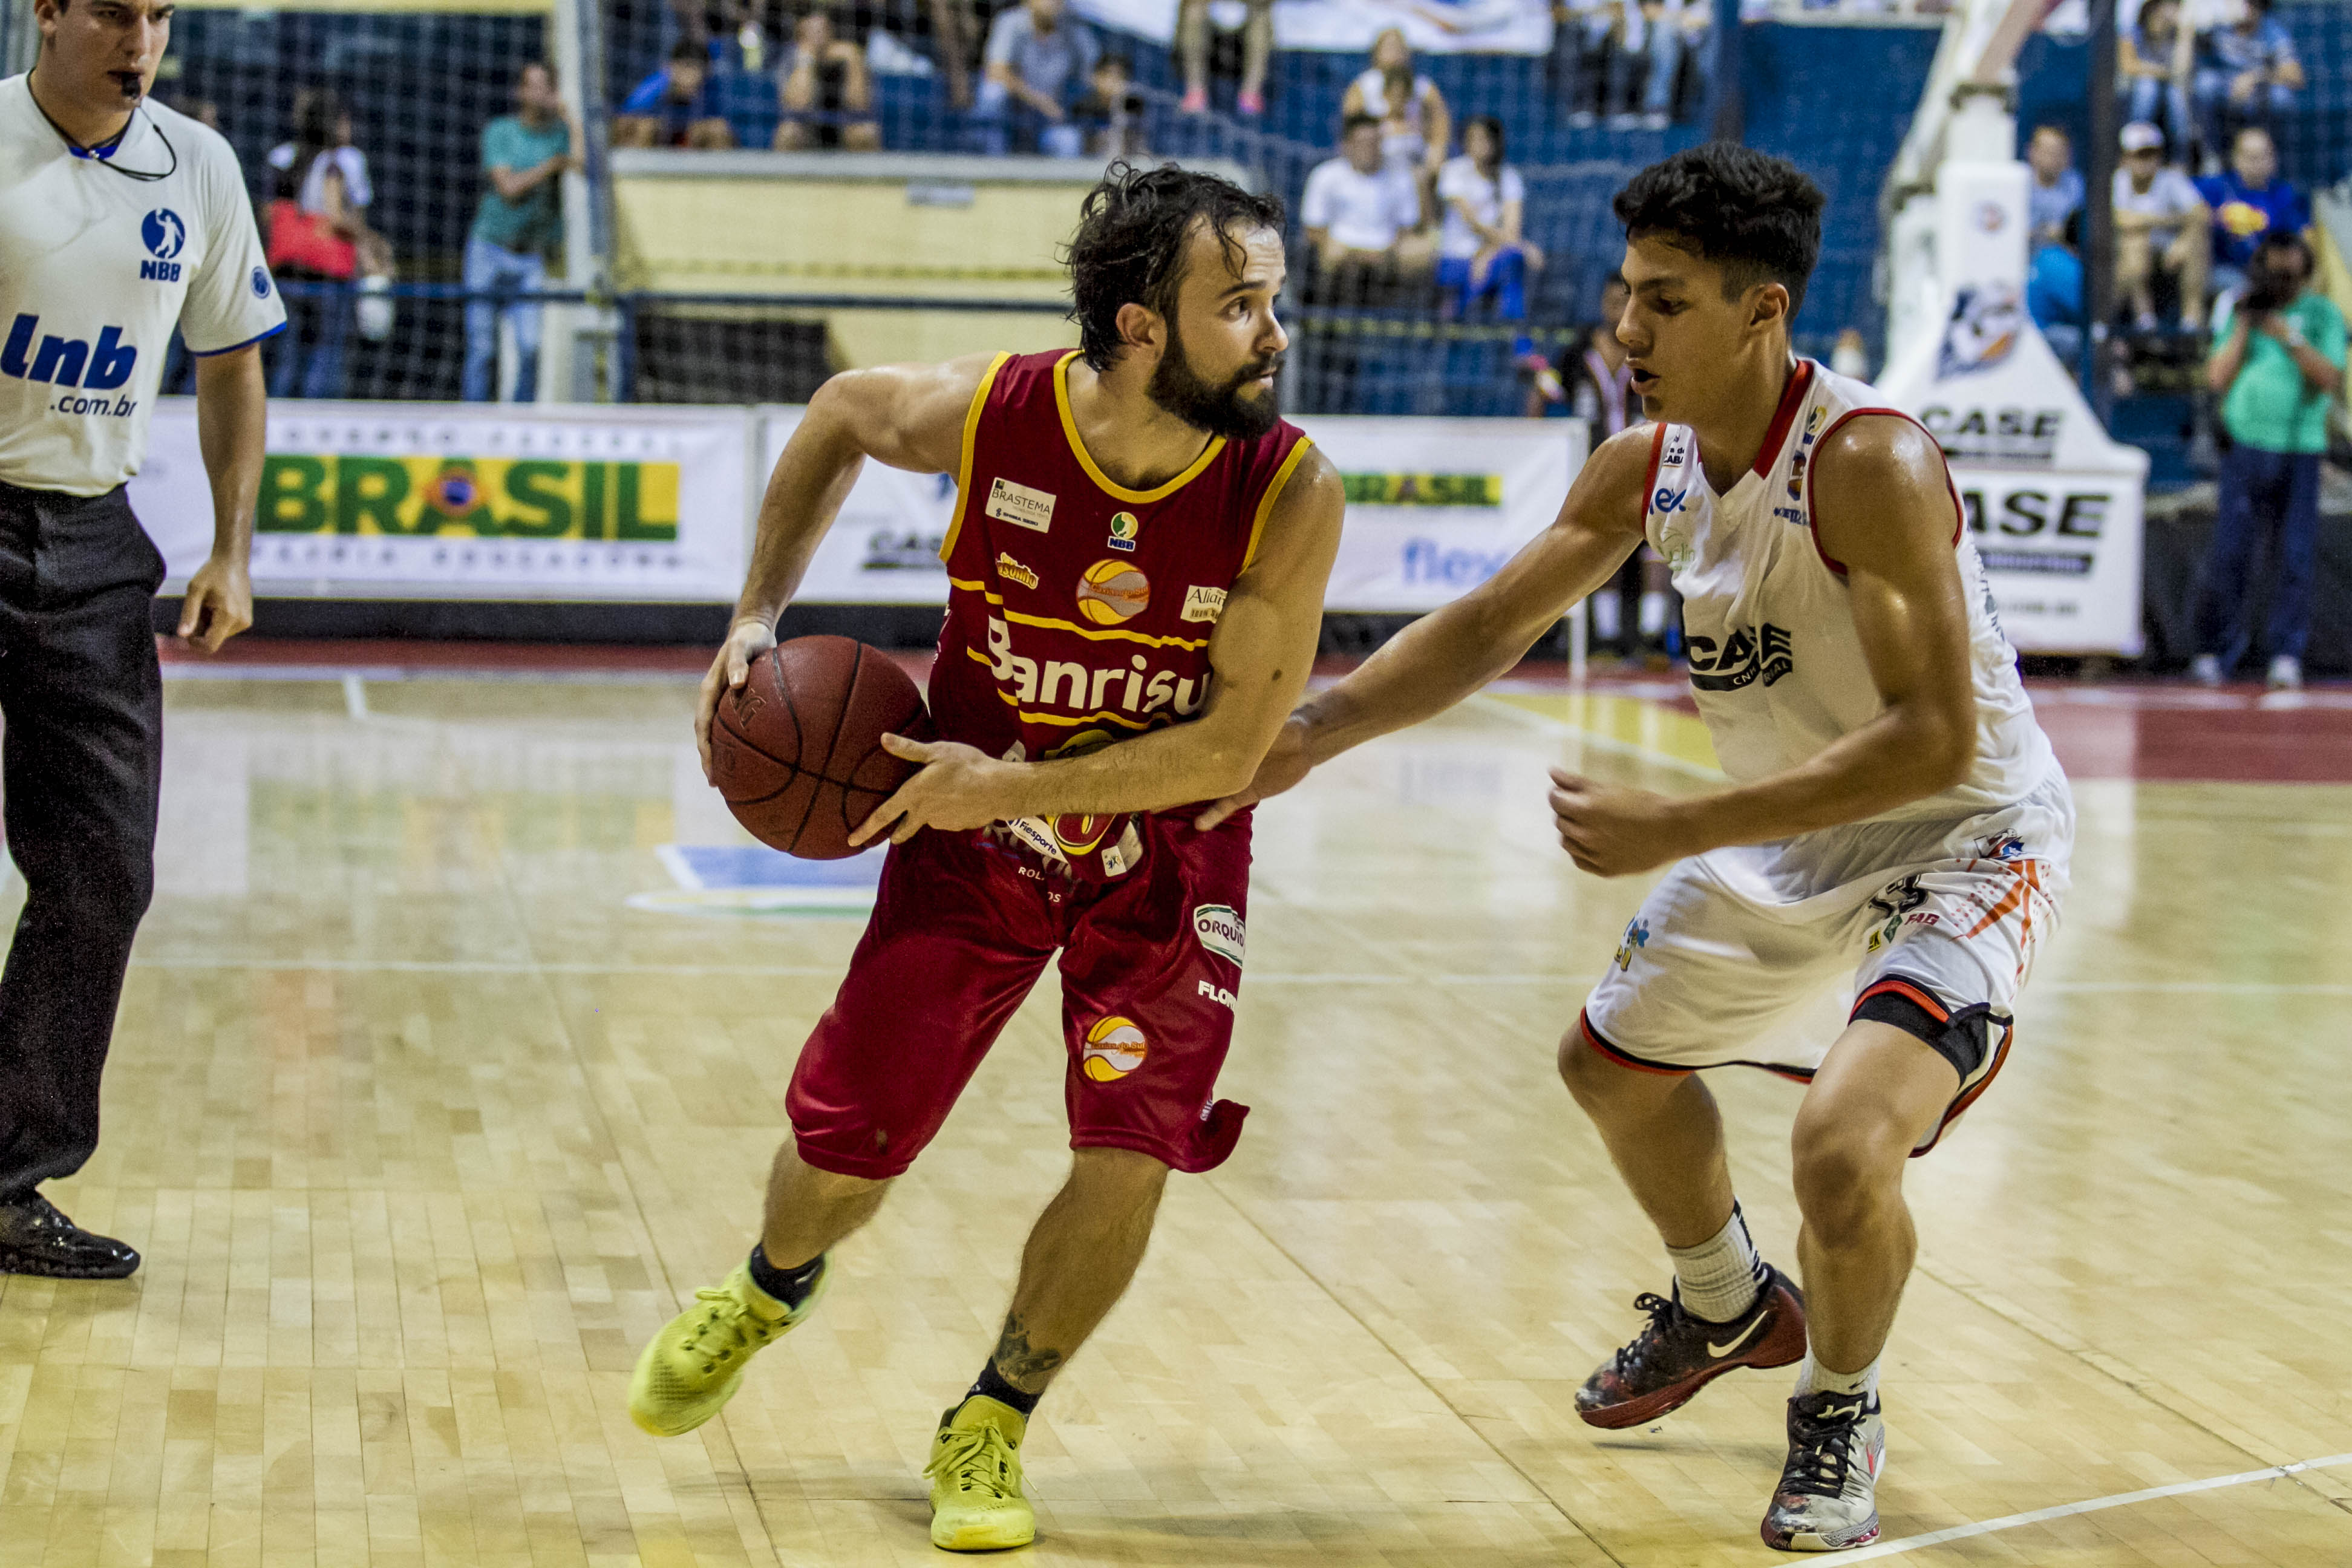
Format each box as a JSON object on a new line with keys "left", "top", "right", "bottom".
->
{"left": 0, "top": 74, "right": 285, "bottom": 498}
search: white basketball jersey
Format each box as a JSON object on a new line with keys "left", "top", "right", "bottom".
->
{"left": 1642, "top": 359, "right": 2057, "bottom": 823}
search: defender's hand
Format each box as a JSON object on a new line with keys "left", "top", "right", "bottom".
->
{"left": 1548, "top": 769, "right": 1698, "bottom": 877}
{"left": 697, "top": 617, "right": 778, "bottom": 782}
{"left": 177, "top": 554, "right": 253, "bottom": 653}
{"left": 850, "top": 733, "right": 1014, "bottom": 846}
{"left": 1195, "top": 717, "right": 1312, "bottom": 831}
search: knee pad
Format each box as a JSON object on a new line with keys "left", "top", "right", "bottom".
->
{"left": 1851, "top": 976, "right": 1998, "bottom": 1081}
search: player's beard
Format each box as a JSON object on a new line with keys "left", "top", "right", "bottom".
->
{"left": 1147, "top": 321, "right": 1282, "bottom": 441}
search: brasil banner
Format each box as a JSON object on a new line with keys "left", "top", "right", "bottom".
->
{"left": 132, "top": 402, "right": 752, "bottom": 599}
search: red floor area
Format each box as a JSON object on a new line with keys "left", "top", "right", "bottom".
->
{"left": 162, "top": 641, "right": 2352, "bottom": 785}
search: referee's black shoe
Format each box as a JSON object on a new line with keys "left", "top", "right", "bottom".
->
{"left": 0, "top": 1194, "right": 140, "bottom": 1279}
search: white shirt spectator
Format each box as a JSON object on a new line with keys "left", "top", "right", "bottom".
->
{"left": 1436, "top": 155, "right": 1524, "bottom": 261}
{"left": 1348, "top": 68, "right": 1434, "bottom": 171}
{"left": 1301, "top": 155, "right": 1420, "bottom": 253}
{"left": 2114, "top": 164, "right": 2204, "bottom": 246}
{"left": 266, "top": 142, "right": 371, "bottom": 215}
{"left": 0, "top": 77, "right": 284, "bottom": 496}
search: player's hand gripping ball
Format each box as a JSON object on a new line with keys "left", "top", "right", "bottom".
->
{"left": 705, "top": 635, "right": 935, "bottom": 858}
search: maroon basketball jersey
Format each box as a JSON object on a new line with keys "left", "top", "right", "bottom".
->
{"left": 932, "top": 348, "right": 1312, "bottom": 877}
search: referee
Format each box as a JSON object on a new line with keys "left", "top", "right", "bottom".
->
{"left": 0, "top": 0, "right": 283, "bottom": 1276}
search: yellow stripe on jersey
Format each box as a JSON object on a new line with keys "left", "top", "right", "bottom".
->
{"left": 1243, "top": 436, "right": 1315, "bottom": 571}
{"left": 947, "top": 575, "right": 1007, "bottom": 606}
{"left": 1051, "top": 350, "right": 1225, "bottom": 505}
{"left": 938, "top": 352, "right": 1013, "bottom": 566}
{"left": 989, "top": 686, "right": 1157, "bottom": 730}
{"left": 1002, "top": 609, "right": 1209, "bottom": 650}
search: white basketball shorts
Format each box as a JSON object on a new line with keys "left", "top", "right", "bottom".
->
{"left": 1579, "top": 768, "right": 2073, "bottom": 1149}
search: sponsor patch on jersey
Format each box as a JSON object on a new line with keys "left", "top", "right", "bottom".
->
{"left": 142, "top": 209, "right": 186, "bottom": 261}
{"left": 251, "top": 266, "right": 272, "bottom": 299}
{"left": 1192, "top": 904, "right": 1245, "bottom": 965}
{"left": 995, "top": 552, "right": 1038, "bottom": 590}
{"left": 986, "top": 475, "right": 1055, "bottom": 532}
{"left": 1686, "top": 622, "right": 1794, "bottom": 691}
{"left": 1197, "top": 979, "right": 1237, "bottom": 1010}
{"left": 1181, "top": 585, "right": 1227, "bottom": 624}
{"left": 1107, "top": 510, "right": 1141, "bottom": 552}
{"left": 1076, "top": 558, "right": 1150, "bottom": 624}
{"left": 1081, "top": 1016, "right": 1149, "bottom": 1081}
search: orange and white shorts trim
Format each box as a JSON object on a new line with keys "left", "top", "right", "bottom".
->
{"left": 1581, "top": 769, "right": 2074, "bottom": 1085}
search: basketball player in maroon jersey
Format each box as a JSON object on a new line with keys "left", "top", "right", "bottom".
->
{"left": 627, "top": 165, "right": 1343, "bottom": 1554}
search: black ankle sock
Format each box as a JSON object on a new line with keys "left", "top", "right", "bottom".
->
{"left": 746, "top": 1244, "right": 823, "bottom": 1308}
{"left": 967, "top": 1362, "right": 1041, "bottom": 1417}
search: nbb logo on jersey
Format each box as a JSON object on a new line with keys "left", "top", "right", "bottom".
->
{"left": 2, "top": 315, "right": 139, "bottom": 417}
{"left": 141, "top": 209, "right": 188, "bottom": 284}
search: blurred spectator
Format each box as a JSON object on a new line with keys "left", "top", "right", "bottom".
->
{"left": 2026, "top": 123, "right": 2083, "bottom": 253}
{"left": 2198, "top": 126, "right": 2308, "bottom": 299}
{"left": 466, "top": 60, "right": 579, "bottom": 403}
{"left": 263, "top": 91, "right": 379, "bottom": 399}
{"left": 975, "top": 0, "right": 1097, "bottom": 157}
{"left": 1554, "top": 0, "right": 1619, "bottom": 128}
{"left": 2194, "top": 0, "right": 2302, "bottom": 165}
{"left": 2191, "top": 230, "right": 2346, "bottom": 691}
{"left": 2029, "top": 209, "right": 2086, "bottom": 364}
{"left": 1437, "top": 116, "right": 1543, "bottom": 352}
{"left": 777, "top": 9, "right": 881, "bottom": 149}
{"left": 1073, "top": 54, "right": 1147, "bottom": 159}
{"left": 927, "top": 0, "right": 982, "bottom": 111}
{"left": 1830, "top": 326, "right": 1870, "bottom": 381}
{"left": 2120, "top": 0, "right": 2192, "bottom": 156}
{"left": 1343, "top": 28, "right": 1449, "bottom": 207}
{"left": 1538, "top": 272, "right": 1673, "bottom": 658}
{"left": 1616, "top": 0, "right": 1697, "bottom": 131}
{"left": 1302, "top": 113, "right": 1430, "bottom": 302}
{"left": 615, "top": 41, "right": 735, "bottom": 148}
{"left": 2114, "top": 120, "right": 2210, "bottom": 332}
{"left": 1177, "top": 0, "right": 1272, "bottom": 116}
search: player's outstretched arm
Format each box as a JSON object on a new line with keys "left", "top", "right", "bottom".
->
{"left": 847, "top": 446, "right": 1347, "bottom": 844}
{"left": 1195, "top": 423, "right": 1653, "bottom": 828}
{"left": 694, "top": 353, "right": 995, "bottom": 779}
{"left": 1550, "top": 416, "right": 1978, "bottom": 876}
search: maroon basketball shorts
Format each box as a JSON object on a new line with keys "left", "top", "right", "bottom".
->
{"left": 785, "top": 812, "right": 1253, "bottom": 1180}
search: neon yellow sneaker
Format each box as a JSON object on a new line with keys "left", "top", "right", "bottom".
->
{"left": 925, "top": 1395, "right": 1035, "bottom": 1550}
{"left": 628, "top": 1256, "right": 827, "bottom": 1437}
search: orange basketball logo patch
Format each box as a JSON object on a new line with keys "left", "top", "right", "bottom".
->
{"left": 1081, "top": 1016, "right": 1149, "bottom": 1082}
{"left": 1076, "top": 559, "right": 1150, "bottom": 624}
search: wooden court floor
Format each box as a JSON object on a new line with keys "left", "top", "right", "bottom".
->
{"left": 2, "top": 658, "right": 2349, "bottom": 1567}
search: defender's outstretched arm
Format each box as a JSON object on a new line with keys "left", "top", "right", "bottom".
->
{"left": 1197, "top": 423, "right": 1654, "bottom": 827}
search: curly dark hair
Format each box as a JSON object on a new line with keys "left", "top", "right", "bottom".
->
{"left": 1612, "top": 144, "right": 1826, "bottom": 316}
{"left": 1065, "top": 162, "right": 1286, "bottom": 372}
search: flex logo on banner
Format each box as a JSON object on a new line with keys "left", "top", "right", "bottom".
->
{"left": 255, "top": 454, "right": 681, "bottom": 540}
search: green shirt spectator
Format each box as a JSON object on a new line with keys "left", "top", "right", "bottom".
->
{"left": 472, "top": 111, "right": 573, "bottom": 258}
{"left": 2212, "top": 289, "right": 2346, "bottom": 454}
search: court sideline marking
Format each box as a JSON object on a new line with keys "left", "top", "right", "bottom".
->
{"left": 1837, "top": 1452, "right": 2352, "bottom": 1561}
{"left": 1469, "top": 691, "right": 1727, "bottom": 781}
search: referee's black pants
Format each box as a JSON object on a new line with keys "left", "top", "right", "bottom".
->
{"left": 0, "top": 481, "right": 165, "bottom": 1200}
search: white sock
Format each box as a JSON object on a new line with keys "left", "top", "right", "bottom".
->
{"left": 1638, "top": 590, "right": 1668, "bottom": 636}
{"left": 1666, "top": 1203, "right": 1766, "bottom": 1324}
{"left": 1795, "top": 1351, "right": 1880, "bottom": 1403}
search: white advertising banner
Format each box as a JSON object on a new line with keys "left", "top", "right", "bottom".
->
{"left": 1877, "top": 156, "right": 2151, "bottom": 655}
{"left": 1070, "top": 0, "right": 1553, "bottom": 54}
{"left": 129, "top": 400, "right": 754, "bottom": 601}
{"left": 766, "top": 406, "right": 1582, "bottom": 612}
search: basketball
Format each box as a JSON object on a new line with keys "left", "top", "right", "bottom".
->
{"left": 1076, "top": 558, "right": 1151, "bottom": 624}
{"left": 707, "top": 635, "right": 933, "bottom": 858}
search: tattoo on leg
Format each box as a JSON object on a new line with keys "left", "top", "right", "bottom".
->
{"left": 989, "top": 1313, "right": 1065, "bottom": 1393}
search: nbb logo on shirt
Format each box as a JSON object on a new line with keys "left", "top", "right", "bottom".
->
{"left": 2, "top": 314, "right": 138, "bottom": 416}
{"left": 141, "top": 207, "right": 187, "bottom": 283}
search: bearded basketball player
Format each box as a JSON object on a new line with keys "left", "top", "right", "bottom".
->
{"left": 628, "top": 164, "right": 1342, "bottom": 1553}
{"left": 1206, "top": 145, "right": 2072, "bottom": 1552}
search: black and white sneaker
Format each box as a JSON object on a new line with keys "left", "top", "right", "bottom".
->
{"left": 1760, "top": 1390, "right": 1885, "bottom": 1552}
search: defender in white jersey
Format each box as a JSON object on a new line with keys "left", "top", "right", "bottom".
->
{"left": 1207, "top": 146, "right": 2071, "bottom": 1552}
{"left": 0, "top": 0, "right": 280, "bottom": 1279}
